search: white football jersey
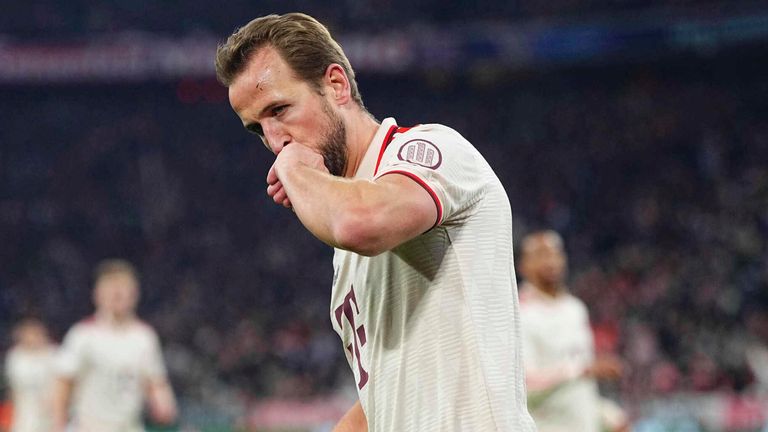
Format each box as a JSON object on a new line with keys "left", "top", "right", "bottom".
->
{"left": 330, "top": 118, "right": 536, "bottom": 432}
{"left": 55, "top": 317, "right": 168, "bottom": 432}
{"left": 4, "top": 346, "right": 56, "bottom": 432}
{"left": 519, "top": 283, "right": 600, "bottom": 432}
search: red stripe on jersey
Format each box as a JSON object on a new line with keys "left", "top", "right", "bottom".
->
{"left": 373, "top": 126, "right": 416, "bottom": 176}
{"left": 374, "top": 125, "right": 398, "bottom": 176}
{"left": 378, "top": 170, "right": 443, "bottom": 228}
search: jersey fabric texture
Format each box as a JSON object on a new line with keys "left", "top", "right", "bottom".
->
{"left": 330, "top": 118, "right": 536, "bottom": 432}
{"left": 55, "top": 318, "right": 168, "bottom": 432}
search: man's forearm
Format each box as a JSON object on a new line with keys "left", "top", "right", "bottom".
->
{"left": 146, "top": 379, "right": 178, "bottom": 424}
{"left": 278, "top": 162, "right": 358, "bottom": 247}
{"left": 278, "top": 162, "right": 437, "bottom": 255}
{"left": 526, "top": 362, "right": 585, "bottom": 393}
{"left": 51, "top": 378, "right": 72, "bottom": 431}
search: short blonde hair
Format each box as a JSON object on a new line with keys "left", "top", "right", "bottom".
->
{"left": 215, "top": 13, "right": 364, "bottom": 107}
{"left": 93, "top": 259, "right": 138, "bottom": 284}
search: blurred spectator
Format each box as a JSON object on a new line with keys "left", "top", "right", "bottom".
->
{"left": 3, "top": 319, "right": 56, "bottom": 432}
{"left": 0, "top": 0, "right": 754, "bottom": 39}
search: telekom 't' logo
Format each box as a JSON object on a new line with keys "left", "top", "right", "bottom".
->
{"left": 334, "top": 285, "right": 369, "bottom": 389}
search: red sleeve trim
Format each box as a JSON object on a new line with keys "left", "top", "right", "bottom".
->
{"left": 378, "top": 170, "right": 443, "bottom": 228}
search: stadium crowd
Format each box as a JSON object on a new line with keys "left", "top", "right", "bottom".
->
{"left": 1, "top": 0, "right": 757, "bottom": 39}
{"left": 1, "top": 55, "right": 767, "bottom": 422}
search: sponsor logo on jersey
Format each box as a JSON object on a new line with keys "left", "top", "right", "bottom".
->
{"left": 334, "top": 285, "right": 369, "bottom": 389}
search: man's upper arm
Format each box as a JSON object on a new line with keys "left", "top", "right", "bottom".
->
{"left": 142, "top": 329, "right": 169, "bottom": 379}
{"left": 142, "top": 329, "right": 177, "bottom": 423}
{"left": 56, "top": 327, "right": 84, "bottom": 378}
{"left": 338, "top": 125, "right": 485, "bottom": 255}
{"left": 3, "top": 353, "right": 12, "bottom": 385}
{"left": 373, "top": 126, "right": 485, "bottom": 229}
{"left": 371, "top": 173, "right": 439, "bottom": 239}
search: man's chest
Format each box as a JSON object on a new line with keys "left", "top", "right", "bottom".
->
{"left": 530, "top": 307, "right": 593, "bottom": 361}
{"left": 82, "top": 332, "right": 149, "bottom": 371}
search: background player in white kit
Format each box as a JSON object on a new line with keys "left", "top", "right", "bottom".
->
{"left": 4, "top": 319, "right": 57, "bottom": 432}
{"left": 216, "top": 13, "right": 536, "bottom": 432}
{"left": 519, "top": 230, "right": 629, "bottom": 432}
{"left": 52, "top": 259, "right": 177, "bottom": 432}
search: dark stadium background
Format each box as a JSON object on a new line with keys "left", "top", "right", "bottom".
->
{"left": 1, "top": 1, "right": 767, "bottom": 431}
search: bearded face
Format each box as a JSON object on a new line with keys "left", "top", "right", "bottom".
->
{"left": 318, "top": 100, "right": 348, "bottom": 177}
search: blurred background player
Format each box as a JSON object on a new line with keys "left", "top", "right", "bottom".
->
{"left": 3, "top": 319, "right": 56, "bottom": 432}
{"left": 745, "top": 310, "right": 768, "bottom": 432}
{"left": 51, "top": 259, "right": 177, "bottom": 432}
{"left": 519, "top": 230, "right": 629, "bottom": 432}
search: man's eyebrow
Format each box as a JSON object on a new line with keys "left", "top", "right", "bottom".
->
{"left": 258, "top": 101, "right": 283, "bottom": 118}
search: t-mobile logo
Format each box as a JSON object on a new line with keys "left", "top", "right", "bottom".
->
{"left": 334, "top": 285, "right": 369, "bottom": 389}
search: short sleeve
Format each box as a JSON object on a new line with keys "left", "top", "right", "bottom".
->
{"left": 56, "top": 326, "right": 86, "bottom": 378}
{"left": 374, "top": 125, "right": 488, "bottom": 227}
{"left": 3, "top": 351, "right": 14, "bottom": 385}
{"left": 141, "top": 329, "right": 168, "bottom": 381}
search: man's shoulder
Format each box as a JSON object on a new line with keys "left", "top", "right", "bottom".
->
{"left": 562, "top": 292, "right": 589, "bottom": 312}
{"left": 121, "top": 320, "right": 162, "bottom": 346}
{"left": 67, "top": 317, "right": 158, "bottom": 337}
{"left": 67, "top": 316, "right": 99, "bottom": 334}
{"left": 382, "top": 122, "right": 483, "bottom": 176}
{"left": 5, "top": 346, "right": 22, "bottom": 364}
{"left": 131, "top": 319, "right": 159, "bottom": 335}
{"left": 518, "top": 286, "right": 550, "bottom": 324}
{"left": 518, "top": 283, "right": 548, "bottom": 308}
{"left": 396, "top": 123, "right": 469, "bottom": 145}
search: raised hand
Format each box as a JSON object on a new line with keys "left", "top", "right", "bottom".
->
{"left": 266, "top": 143, "right": 328, "bottom": 208}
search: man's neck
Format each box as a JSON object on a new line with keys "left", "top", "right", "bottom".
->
{"left": 343, "top": 111, "right": 380, "bottom": 178}
{"left": 96, "top": 311, "right": 135, "bottom": 326}
{"left": 534, "top": 281, "right": 565, "bottom": 299}
{"left": 19, "top": 342, "right": 50, "bottom": 352}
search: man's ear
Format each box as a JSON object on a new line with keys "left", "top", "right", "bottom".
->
{"left": 324, "top": 63, "right": 351, "bottom": 105}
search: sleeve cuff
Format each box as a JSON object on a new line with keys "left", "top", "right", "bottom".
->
{"left": 376, "top": 170, "right": 444, "bottom": 228}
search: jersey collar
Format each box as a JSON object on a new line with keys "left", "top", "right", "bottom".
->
{"left": 354, "top": 117, "right": 398, "bottom": 180}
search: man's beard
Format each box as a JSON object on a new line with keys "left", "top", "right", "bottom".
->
{"left": 318, "top": 102, "right": 348, "bottom": 177}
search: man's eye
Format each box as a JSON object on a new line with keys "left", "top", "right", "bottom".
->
{"left": 272, "top": 105, "right": 287, "bottom": 116}
{"left": 247, "top": 124, "right": 264, "bottom": 137}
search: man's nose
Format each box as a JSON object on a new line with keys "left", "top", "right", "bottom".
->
{"left": 263, "top": 121, "right": 291, "bottom": 154}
